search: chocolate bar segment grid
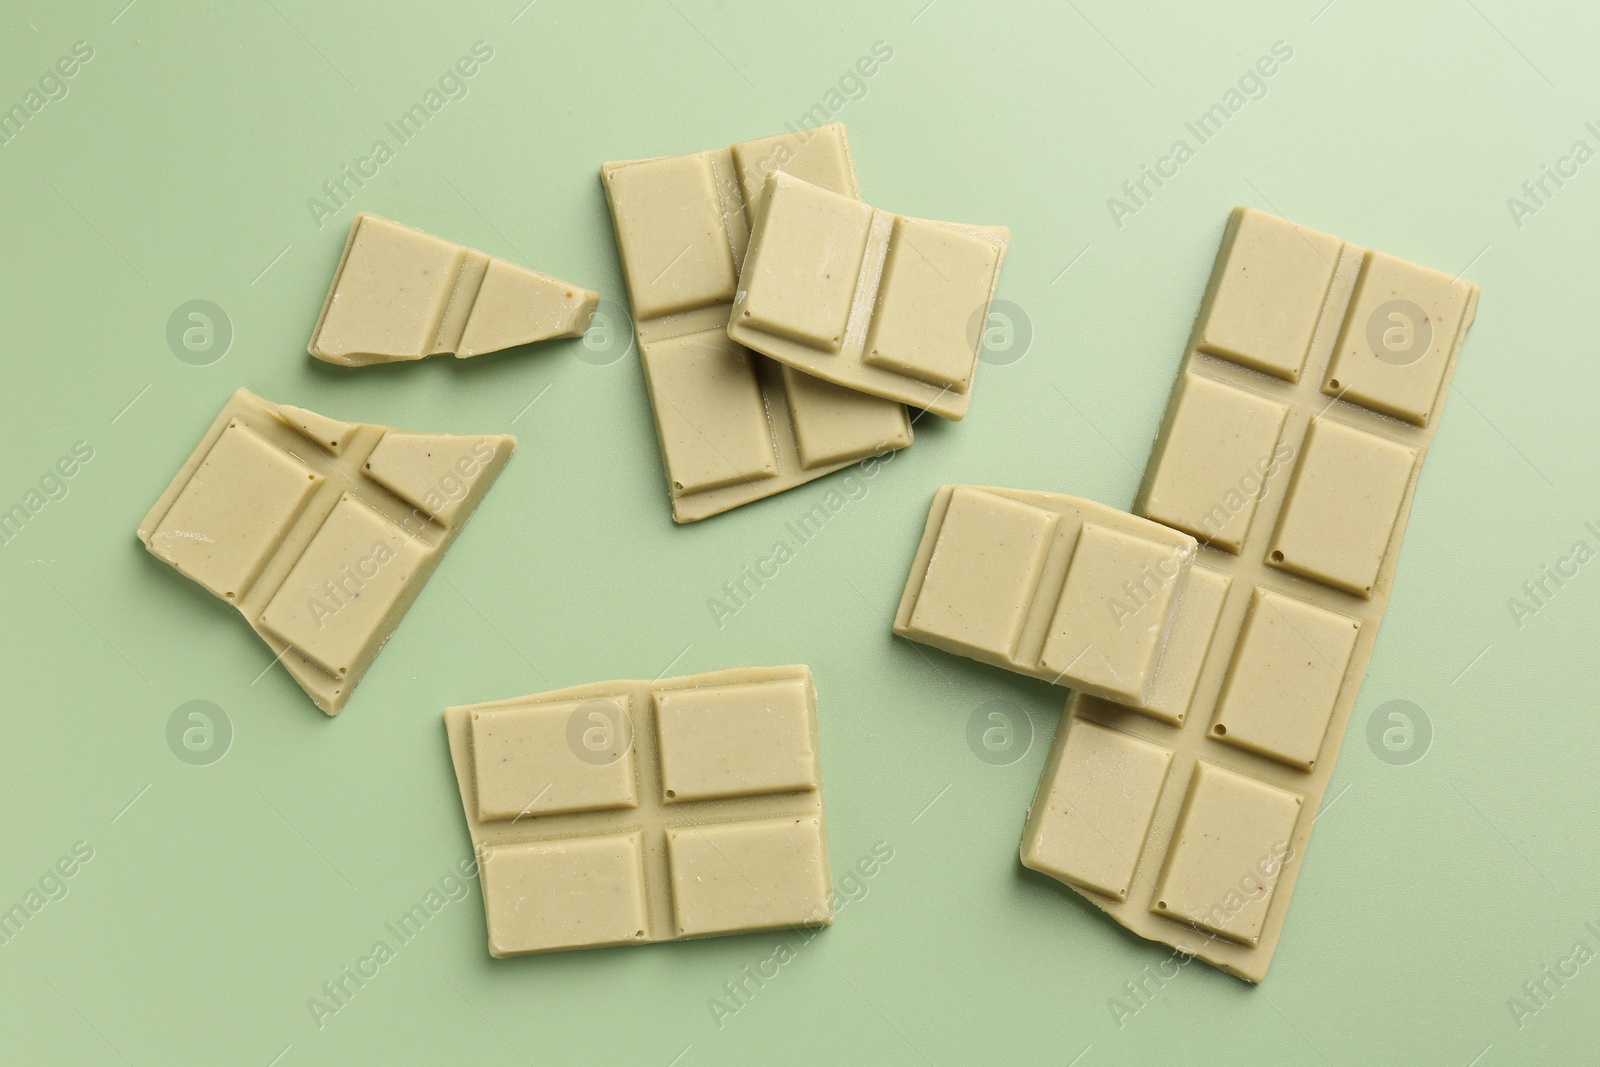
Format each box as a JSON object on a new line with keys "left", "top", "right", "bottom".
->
{"left": 1021, "top": 207, "right": 1478, "bottom": 981}
{"left": 444, "top": 666, "right": 832, "bottom": 956}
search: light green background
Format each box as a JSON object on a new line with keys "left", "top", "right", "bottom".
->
{"left": 1, "top": 0, "right": 1593, "bottom": 1063}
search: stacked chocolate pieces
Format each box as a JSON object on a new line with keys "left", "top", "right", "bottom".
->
{"left": 601, "top": 124, "right": 1010, "bottom": 521}
{"left": 896, "top": 207, "right": 1479, "bottom": 980}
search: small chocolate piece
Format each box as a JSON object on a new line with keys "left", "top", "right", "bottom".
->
{"left": 309, "top": 213, "right": 598, "bottom": 365}
{"left": 138, "top": 388, "right": 513, "bottom": 714}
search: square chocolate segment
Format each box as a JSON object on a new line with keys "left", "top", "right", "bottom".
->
{"left": 737, "top": 179, "right": 873, "bottom": 351}
{"left": 470, "top": 698, "right": 639, "bottom": 820}
{"left": 654, "top": 677, "right": 818, "bottom": 803}
{"left": 1140, "top": 374, "right": 1289, "bottom": 554}
{"left": 1020, "top": 718, "right": 1172, "bottom": 901}
{"left": 1039, "top": 522, "right": 1191, "bottom": 705}
{"left": 1267, "top": 417, "right": 1416, "bottom": 599}
{"left": 605, "top": 153, "right": 739, "bottom": 321}
{"left": 258, "top": 495, "right": 431, "bottom": 679}
{"left": 146, "top": 421, "right": 321, "bottom": 601}
{"left": 666, "top": 817, "right": 830, "bottom": 937}
{"left": 781, "top": 365, "right": 913, "bottom": 469}
{"left": 864, "top": 216, "right": 1002, "bottom": 390}
{"left": 1196, "top": 207, "right": 1339, "bottom": 382}
{"left": 906, "top": 487, "right": 1059, "bottom": 663}
{"left": 639, "top": 333, "right": 779, "bottom": 495}
{"left": 482, "top": 834, "right": 649, "bottom": 955}
{"left": 1323, "top": 251, "right": 1473, "bottom": 427}
{"left": 1210, "top": 589, "right": 1360, "bottom": 770}
{"left": 1150, "top": 762, "right": 1302, "bottom": 947}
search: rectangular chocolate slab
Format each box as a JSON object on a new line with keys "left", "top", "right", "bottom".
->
{"left": 444, "top": 665, "right": 832, "bottom": 956}
{"left": 1020, "top": 207, "right": 1479, "bottom": 981}
{"left": 601, "top": 125, "right": 912, "bottom": 522}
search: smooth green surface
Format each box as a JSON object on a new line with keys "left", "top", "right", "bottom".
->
{"left": 0, "top": 1, "right": 1593, "bottom": 1063}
